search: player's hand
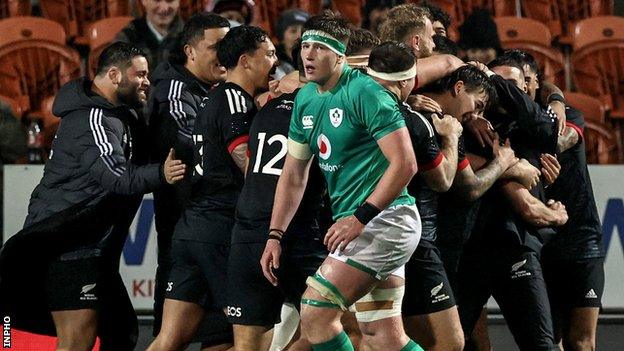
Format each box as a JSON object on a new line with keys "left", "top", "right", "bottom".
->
{"left": 513, "top": 158, "right": 541, "bottom": 190}
{"left": 164, "top": 148, "right": 186, "bottom": 184}
{"left": 432, "top": 113, "right": 462, "bottom": 138}
{"left": 260, "top": 239, "right": 282, "bottom": 286}
{"left": 324, "top": 215, "right": 365, "bottom": 254}
{"left": 407, "top": 94, "right": 442, "bottom": 113}
{"left": 540, "top": 153, "right": 561, "bottom": 186}
{"left": 547, "top": 199, "right": 568, "bottom": 226}
{"left": 492, "top": 136, "right": 518, "bottom": 169}
{"left": 468, "top": 61, "right": 495, "bottom": 77}
{"left": 466, "top": 116, "right": 495, "bottom": 147}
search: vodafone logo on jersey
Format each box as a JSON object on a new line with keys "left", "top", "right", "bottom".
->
{"left": 318, "top": 134, "right": 332, "bottom": 160}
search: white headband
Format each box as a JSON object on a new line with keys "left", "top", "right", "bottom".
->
{"left": 367, "top": 65, "right": 417, "bottom": 81}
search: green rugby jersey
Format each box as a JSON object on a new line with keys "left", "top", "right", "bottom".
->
{"left": 289, "top": 66, "right": 415, "bottom": 220}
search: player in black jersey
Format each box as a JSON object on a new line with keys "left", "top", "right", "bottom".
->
{"left": 457, "top": 59, "right": 568, "bottom": 351}
{"left": 146, "top": 13, "right": 230, "bottom": 339}
{"left": 382, "top": 63, "right": 518, "bottom": 351}
{"left": 504, "top": 49, "right": 605, "bottom": 351}
{"left": 227, "top": 49, "right": 327, "bottom": 349}
{"left": 148, "top": 25, "right": 277, "bottom": 351}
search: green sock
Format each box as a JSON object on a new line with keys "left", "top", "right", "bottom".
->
{"left": 401, "top": 339, "right": 425, "bottom": 351}
{"left": 312, "top": 331, "right": 355, "bottom": 351}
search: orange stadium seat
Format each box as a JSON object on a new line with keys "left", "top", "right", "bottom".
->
{"left": 86, "top": 16, "right": 133, "bottom": 77}
{"left": 521, "top": 0, "right": 613, "bottom": 39}
{"left": 571, "top": 16, "right": 624, "bottom": 118}
{"left": 495, "top": 16, "right": 566, "bottom": 88}
{"left": 0, "top": 0, "right": 30, "bottom": 18}
{"left": 564, "top": 91, "right": 608, "bottom": 124}
{"left": 0, "top": 16, "right": 81, "bottom": 115}
{"left": 584, "top": 120, "right": 620, "bottom": 164}
{"left": 40, "top": 0, "right": 130, "bottom": 43}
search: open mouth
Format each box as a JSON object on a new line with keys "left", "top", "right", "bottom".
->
{"left": 305, "top": 65, "right": 316, "bottom": 75}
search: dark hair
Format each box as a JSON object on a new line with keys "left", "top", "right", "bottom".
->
{"left": 346, "top": 28, "right": 381, "bottom": 56}
{"left": 96, "top": 42, "right": 145, "bottom": 76}
{"left": 458, "top": 9, "right": 501, "bottom": 51}
{"left": 420, "top": 65, "right": 497, "bottom": 106}
{"left": 362, "top": 0, "right": 404, "bottom": 30}
{"left": 501, "top": 49, "right": 539, "bottom": 76}
{"left": 433, "top": 34, "right": 459, "bottom": 56}
{"left": 303, "top": 10, "right": 351, "bottom": 48}
{"left": 291, "top": 38, "right": 305, "bottom": 75}
{"left": 170, "top": 12, "right": 230, "bottom": 65}
{"left": 488, "top": 54, "right": 526, "bottom": 74}
{"left": 419, "top": 1, "right": 451, "bottom": 30}
{"left": 216, "top": 25, "right": 269, "bottom": 69}
{"left": 379, "top": 4, "right": 432, "bottom": 43}
{"left": 368, "top": 41, "right": 416, "bottom": 74}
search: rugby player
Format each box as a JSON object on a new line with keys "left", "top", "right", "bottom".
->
{"left": 261, "top": 11, "right": 422, "bottom": 351}
{"left": 146, "top": 12, "right": 230, "bottom": 338}
{"left": 147, "top": 25, "right": 277, "bottom": 351}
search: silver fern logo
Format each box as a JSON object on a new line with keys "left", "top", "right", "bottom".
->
{"left": 511, "top": 259, "right": 527, "bottom": 272}
{"left": 81, "top": 283, "right": 96, "bottom": 294}
{"left": 431, "top": 282, "right": 444, "bottom": 297}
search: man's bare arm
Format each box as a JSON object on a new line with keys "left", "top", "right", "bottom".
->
{"left": 268, "top": 151, "right": 313, "bottom": 232}
{"left": 501, "top": 181, "right": 568, "bottom": 227}
{"left": 416, "top": 54, "right": 464, "bottom": 87}
{"left": 366, "top": 127, "right": 418, "bottom": 209}
{"left": 231, "top": 143, "right": 249, "bottom": 174}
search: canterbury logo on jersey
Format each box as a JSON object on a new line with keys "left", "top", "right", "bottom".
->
{"left": 225, "top": 89, "right": 248, "bottom": 114}
{"left": 303, "top": 115, "right": 314, "bottom": 129}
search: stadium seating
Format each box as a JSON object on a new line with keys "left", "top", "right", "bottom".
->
{"left": 584, "top": 120, "right": 620, "bottom": 164}
{"left": 86, "top": 16, "right": 133, "bottom": 77}
{"left": 495, "top": 16, "right": 566, "bottom": 88}
{"left": 0, "top": 16, "right": 81, "bottom": 115}
{"left": 40, "top": 0, "right": 130, "bottom": 44}
{"left": 564, "top": 91, "right": 608, "bottom": 124}
{"left": 571, "top": 16, "right": 624, "bottom": 118}
{"left": 521, "top": 0, "right": 613, "bottom": 39}
{"left": 0, "top": 0, "right": 30, "bottom": 19}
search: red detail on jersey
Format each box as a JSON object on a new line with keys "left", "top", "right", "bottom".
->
{"left": 566, "top": 121, "right": 584, "bottom": 139}
{"left": 419, "top": 152, "right": 444, "bottom": 172}
{"left": 320, "top": 140, "right": 328, "bottom": 154}
{"left": 458, "top": 158, "right": 470, "bottom": 172}
{"left": 228, "top": 135, "right": 250, "bottom": 154}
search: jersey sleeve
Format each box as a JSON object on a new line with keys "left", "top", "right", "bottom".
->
{"left": 407, "top": 112, "right": 443, "bottom": 171}
{"left": 457, "top": 134, "right": 470, "bottom": 171}
{"left": 78, "top": 110, "right": 164, "bottom": 195}
{"left": 288, "top": 93, "right": 312, "bottom": 160}
{"left": 356, "top": 86, "right": 405, "bottom": 140}
{"left": 219, "top": 88, "right": 252, "bottom": 153}
{"left": 565, "top": 106, "right": 585, "bottom": 139}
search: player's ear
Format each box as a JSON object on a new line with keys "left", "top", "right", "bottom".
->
{"left": 184, "top": 44, "right": 195, "bottom": 62}
{"left": 239, "top": 53, "right": 250, "bottom": 69}
{"left": 453, "top": 80, "right": 464, "bottom": 97}
{"left": 107, "top": 66, "right": 121, "bottom": 85}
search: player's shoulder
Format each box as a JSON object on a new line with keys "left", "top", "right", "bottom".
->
{"left": 213, "top": 82, "right": 254, "bottom": 115}
{"left": 401, "top": 103, "right": 435, "bottom": 136}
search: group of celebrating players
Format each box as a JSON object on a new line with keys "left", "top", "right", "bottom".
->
{"left": 0, "top": 3, "right": 604, "bottom": 351}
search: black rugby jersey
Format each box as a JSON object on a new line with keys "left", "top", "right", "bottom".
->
{"left": 175, "top": 82, "right": 255, "bottom": 243}
{"left": 233, "top": 90, "right": 325, "bottom": 243}
{"left": 545, "top": 106, "right": 603, "bottom": 259}
{"left": 402, "top": 104, "right": 468, "bottom": 242}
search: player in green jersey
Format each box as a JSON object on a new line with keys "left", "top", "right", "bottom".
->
{"left": 261, "top": 11, "right": 423, "bottom": 351}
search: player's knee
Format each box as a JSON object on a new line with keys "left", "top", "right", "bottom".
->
{"left": 152, "top": 331, "right": 191, "bottom": 351}
{"left": 567, "top": 336, "right": 595, "bottom": 351}
{"left": 55, "top": 335, "right": 97, "bottom": 351}
{"left": 431, "top": 333, "right": 464, "bottom": 351}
